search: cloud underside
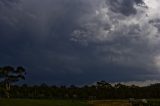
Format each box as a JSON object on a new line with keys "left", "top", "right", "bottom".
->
{"left": 0, "top": 0, "right": 160, "bottom": 84}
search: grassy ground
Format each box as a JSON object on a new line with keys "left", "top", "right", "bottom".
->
{"left": 0, "top": 99, "right": 89, "bottom": 106}
{"left": 88, "top": 100, "right": 131, "bottom": 106}
{"left": 88, "top": 99, "right": 160, "bottom": 106}
{"left": 1, "top": 99, "right": 160, "bottom": 106}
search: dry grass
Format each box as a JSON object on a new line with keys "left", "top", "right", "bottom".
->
{"left": 88, "top": 100, "right": 132, "bottom": 106}
{"left": 0, "top": 99, "right": 88, "bottom": 106}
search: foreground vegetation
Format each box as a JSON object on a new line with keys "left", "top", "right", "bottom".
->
{"left": 88, "top": 100, "right": 131, "bottom": 106}
{"left": 1, "top": 99, "right": 160, "bottom": 106}
{"left": 89, "top": 100, "right": 160, "bottom": 106}
{"left": 0, "top": 99, "right": 88, "bottom": 106}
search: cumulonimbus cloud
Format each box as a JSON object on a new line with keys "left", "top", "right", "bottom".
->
{"left": 71, "top": 0, "right": 160, "bottom": 74}
{"left": 1, "top": 0, "right": 160, "bottom": 84}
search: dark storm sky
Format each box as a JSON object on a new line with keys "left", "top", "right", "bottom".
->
{"left": 1, "top": 0, "right": 160, "bottom": 85}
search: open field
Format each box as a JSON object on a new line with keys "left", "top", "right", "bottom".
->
{"left": 1, "top": 99, "right": 160, "bottom": 106}
{"left": 88, "top": 100, "right": 131, "bottom": 106}
{"left": 0, "top": 99, "right": 88, "bottom": 106}
{"left": 88, "top": 100, "right": 160, "bottom": 106}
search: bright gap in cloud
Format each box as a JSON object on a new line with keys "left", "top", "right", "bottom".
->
{"left": 144, "top": 0, "right": 160, "bottom": 17}
{"left": 144, "top": 0, "right": 159, "bottom": 9}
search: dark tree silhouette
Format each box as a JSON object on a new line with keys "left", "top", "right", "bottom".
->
{"left": 0, "top": 66, "right": 26, "bottom": 98}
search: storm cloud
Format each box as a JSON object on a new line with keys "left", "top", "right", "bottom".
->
{"left": 0, "top": 0, "right": 160, "bottom": 85}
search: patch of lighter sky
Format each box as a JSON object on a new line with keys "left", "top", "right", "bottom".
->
{"left": 154, "top": 55, "right": 160, "bottom": 70}
{"left": 113, "top": 80, "right": 160, "bottom": 87}
{"left": 144, "top": 0, "right": 160, "bottom": 18}
{"left": 143, "top": 0, "right": 160, "bottom": 70}
{"left": 144, "top": 0, "right": 159, "bottom": 9}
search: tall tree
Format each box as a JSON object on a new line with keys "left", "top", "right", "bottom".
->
{"left": 0, "top": 66, "right": 26, "bottom": 98}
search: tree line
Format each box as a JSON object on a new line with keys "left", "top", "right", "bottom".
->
{"left": 1, "top": 81, "right": 160, "bottom": 99}
{"left": 1, "top": 66, "right": 160, "bottom": 99}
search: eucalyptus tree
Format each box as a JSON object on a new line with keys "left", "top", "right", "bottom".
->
{"left": 0, "top": 66, "right": 26, "bottom": 98}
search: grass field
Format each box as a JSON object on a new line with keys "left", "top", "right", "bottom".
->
{"left": 0, "top": 99, "right": 89, "bottom": 106}
{"left": 88, "top": 100, "right": 131, "bottom": 106}
{"left": 1, "top": 99, "right": 160, "bottom": 106}
{"left": 0, "top": 99, "right": 133, "bottom": 106}
{"left": 89, "top": 99, "right": 160, "bottom": 106}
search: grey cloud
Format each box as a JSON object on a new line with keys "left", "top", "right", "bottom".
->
{"left": 149, "top": 19, "right": 160, "bottom": 32}
{"left": 0, "top": 0, "right": 160, "bottom": 85}
{"left": 71, "top": 0, "right": 160, "bottom": 81}
{"left": 106, "top": 0, "right": 144, "bottom": 16}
